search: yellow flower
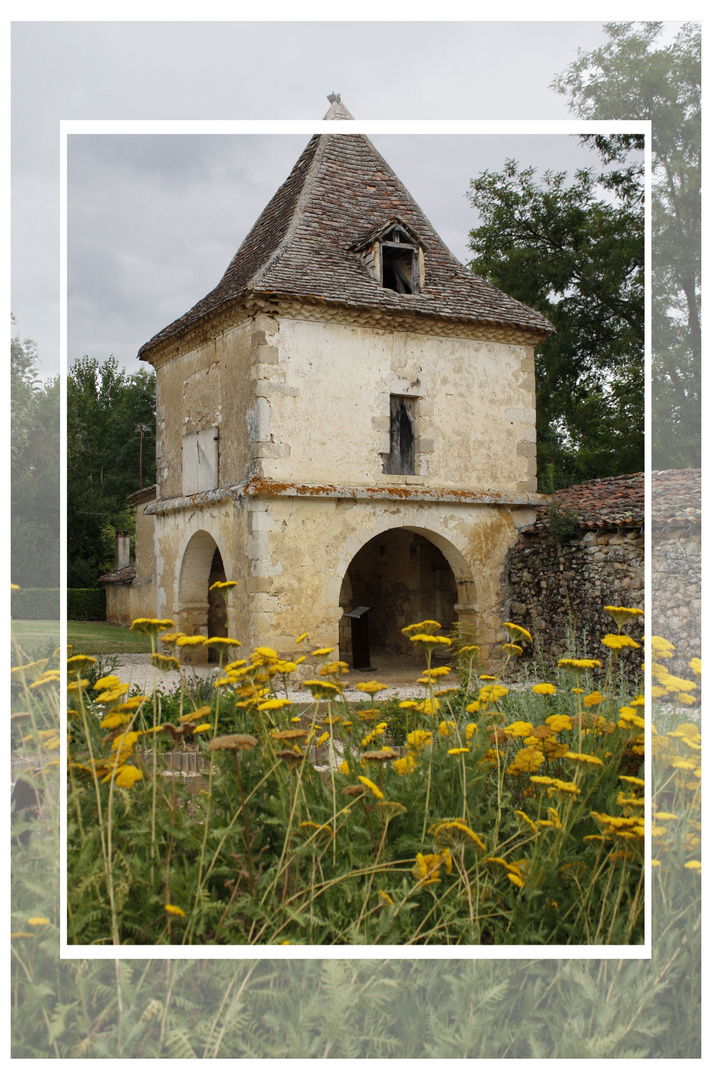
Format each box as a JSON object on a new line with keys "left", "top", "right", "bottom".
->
{"left": 564, "top": 751, "right": 603, "bottom": 767}
{"left": 311, "top": 647, "right": 334, "bottom": 657}
{"left": 464, "top": 722, "right": 477, "bottom": 740}
{"left": 433, "top": 820, "right": 486, "bottom": 850}
{"left": 508, "top": 747, "right": 545, "bottom": 775}
{"left": 410, "top": 634, "right": 452, "bottom": 647}
{"left": 164, "top": 904, "right": 186, "bottom": 917}
{"left": 209, "top": 580, "right": 237, "bottom": 592}
{"left": 557, "top": 658, "right": 602, "bottom": 671}
{"left": 504, "top": 721, "right": 533, "bottom": 738}
{"left": 355, "top": 681, "right": 388, "bottom": 695}
{"left": 378, "top": 890, "right": 394, "bottom": 905}
{"left": 412, "top": 850, "right": 452, "bottom": 885}
{"left": 257, "top": 698, "right": 292, "bottom": 710}
{"left": 602, "top": 634, "right": 640, "bottom": 651}
{"left": 357, "top": 775, "right": 383, "bottom": 800}
{"left": 26, "top": 917, "right": 49, "bottom": 927}
{"left": 112, "top": 765, "right": 143, "bottom": 788}
{"left": 393, "top": 754, "right": 417, "bottom": 775}
{"left": 502, "top": 643, "right": 523, "bottom": 656}
{"left": 532, "top": 683, "right": 556, "bottom": 695}
{"left": 321, "top": 661, "right": 350, "bottom": 677}
{"left": 401, "top": 620, "right": 442, "bottom": 640}
{"left": 66, "top": 654, "right": 98, "bottom": 675}
{"left": 583, "top": 691, "right": 604, "bottom": 707}
{"left": 604, "top": 605, "right": 644, "bottom": 630}
{"left": 406, "top": 730, "right": 432, "bottom": 751}
{"left": 338, "top": 760, "right": 350, "bottom": 776}
{"left": 150, "top": 653, "right": 181, "bottom": 672}
{"left": 502, "top": 622, "right": 532, "bottom": 644}
{"left": 295, "top": 633, "right": 309, "bottom": 644}
{"left": 438, "top": 720, "right": 456, "bottom": 737}
{"left": 94, "top": 683, "right": 130, "bottom": 703}
{"left": 302, "top": 679, "right": 342, "bottom": 700}
{"left": 448, "top": 747, "right": 469, "bottom": 755}
{"left": 92, "top": 674, "right": 122, "bottom": 692}
{"left": 648, "top": 635, "right": 675, "bottom": 660}
{"left": 684, "top": 860, "right": 701, "bottom": 872}
{"left": 689, "top": 658, "right": 701, "bottom": 677}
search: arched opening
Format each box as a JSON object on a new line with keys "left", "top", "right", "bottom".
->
{"left": 338, "top": 527, "right": 460, "bottom": 665}
{"left": 177, "top": 529, "right": 229, "bottom": 661}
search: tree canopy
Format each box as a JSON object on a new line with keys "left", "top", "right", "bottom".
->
{"left": 467, "top": 137, "right": 644, "bottom": 488}
{"left": 552, "top": 21, "right": 701, "bottom": 469}
{"left": 11, "top": 329, "right": 60, "bottom": 587}
{"left": 67, "top": 356, "right": 156, "bottom": 588}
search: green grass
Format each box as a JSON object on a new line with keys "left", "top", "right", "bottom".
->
{"left": 12, "top": 620, "right": 151, "bottom": 658}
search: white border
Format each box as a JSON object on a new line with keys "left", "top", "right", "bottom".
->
{"left": 60, "top": 115, "right": 653, "bottom": 960}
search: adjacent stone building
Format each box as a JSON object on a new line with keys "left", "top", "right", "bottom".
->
{"left": 103, "top": 97, "right": 555, "bottom": 666}
{"left": 504, "top": 468, "right": 700, "bottom": 674}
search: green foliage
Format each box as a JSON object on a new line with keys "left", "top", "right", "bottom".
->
{"left": 467, "top": 143, "right": 643, "bottom": 489}
{"left": 67, "top": 589, "right": 107, "bottom": 622}
{"left": 551, "top": 21, "right": 701, "bottom": 469}
{"left": 11, "top": 588, "right": 61, "bottom": 620}
{"left": 12, "top": 607, "right": 700, "bottom": 1056}
{"left": 546, "top": 500, "right": 580, "bottom": 544}
{"left": 67, "top": 356, "right": 156, "bottom": 588}
{"left": 11, "top": 327, "right": 60, "bottom": 587}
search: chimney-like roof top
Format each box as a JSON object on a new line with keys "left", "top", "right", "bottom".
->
{"left": 139, "top": 96, "right": 555, "bottom": 358}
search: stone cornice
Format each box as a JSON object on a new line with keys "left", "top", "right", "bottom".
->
{"left": 140, "top": 293, "right": 546, "bottom": 368}
{"left": 144, "top": 478, "right": 548, "bottom": 515}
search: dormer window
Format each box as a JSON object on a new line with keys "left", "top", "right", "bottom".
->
{"left": 384, "top": 227, "right": 417, "bottom": 293}
{"left": 351, "top": 218, "right": 424, "bottom": 294}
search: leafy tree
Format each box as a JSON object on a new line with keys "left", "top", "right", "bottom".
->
{"left": 552, "top": 21, "right": 701, "bottom": 469}
{"left": 11, "top": 328, "right": 60, "bottom": 588}
{"left": 467, "top": 140, "right": 644, "bottom": 488}
{"left": 67, "top": 356, "right": 156, "bottom": 588}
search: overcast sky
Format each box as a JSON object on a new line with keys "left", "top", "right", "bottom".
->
{"left": 10, "top": 18, "right": 676, "bottom": 378}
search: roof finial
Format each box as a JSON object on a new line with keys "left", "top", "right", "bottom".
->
{"left": 323, "top": 94, "right": 354, "bottom": 121}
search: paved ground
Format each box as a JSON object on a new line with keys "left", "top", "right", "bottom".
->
{"left": 111, "top": 647, "right": 459, "bottom": 702}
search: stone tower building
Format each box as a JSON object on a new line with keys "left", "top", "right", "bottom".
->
{"left": 125, "top": 98, "right": 554, "bottom": 666}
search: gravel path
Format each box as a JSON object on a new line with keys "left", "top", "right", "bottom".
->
{"left": 109, "top": 651, "right": 458, "bottom": 703}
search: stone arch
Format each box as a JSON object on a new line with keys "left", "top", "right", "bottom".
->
{"left": 336, "top": 524, "right": 476, "bottom": 660}
{"left": 177, "top": 529, "right": 230, "bottom": 647}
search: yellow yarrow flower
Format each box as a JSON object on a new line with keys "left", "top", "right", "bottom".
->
{"left": 357, "top": 775, "right": 383, "bottom": 800}
{"left": 502, "top": 622, "right": 532, "bottom": 644}
{"left": 164, "top": 904, "right": 186, "bottom": 917}
{"left": 532, "top": 683, "right": 556, "bottom": 695}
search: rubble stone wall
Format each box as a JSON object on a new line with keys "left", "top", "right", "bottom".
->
{"left": 504, "top": 527, "right": 645, "bottom": 673}
{"left": 504, "top": 524, "right": 701, "bottom": 676}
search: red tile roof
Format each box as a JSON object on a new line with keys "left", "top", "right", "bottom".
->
{"left": 97, "top": 562, "right": 136, "bottom": 585}
{"left": 139, "top": 104, "right": 554, "bottom": 358}
{"left": 522, "top": 469, "right": 700, "bottom": 533}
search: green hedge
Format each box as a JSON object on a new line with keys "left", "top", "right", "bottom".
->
{"left": 11, "top": 588, "right": 60, "bottom": 620}
{"left": 68, "top": 589, "right": 106, "bottom": 621}
{"left": 11, "top": 588, "right": 106, "bottom": 621}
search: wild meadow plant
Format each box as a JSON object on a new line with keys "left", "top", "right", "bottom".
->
{"left": 10, "top": 589, "right": 702, "bottom": 1053}
{"left": 29, "top": 602, "right": 683, "bottom": 948}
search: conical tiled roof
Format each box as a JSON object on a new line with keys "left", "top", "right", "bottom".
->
{"left": 139, "top": 99, "right": 554, "bottom": 357}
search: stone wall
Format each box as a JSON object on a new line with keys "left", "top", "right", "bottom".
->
{"left": 504, "top": 526, "right": 645, "bottom": 671}
{"left": 504, "top": 522, "right": 701, "bottom": 676}
{"left": 651, "top": 526, "right": 702, "bottom": 672}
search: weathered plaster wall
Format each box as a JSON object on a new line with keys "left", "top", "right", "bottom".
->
{"left": 155, "top": 317, "right": 254, "bottom": 499}
{"left": 504, "top": 527, "right": 645, "bottom": 670}
{"left": 258, "top": 317, "right": 537, "bottom": 492}
{"left": 240, "top": 495, "right": 528, "bottom": 665}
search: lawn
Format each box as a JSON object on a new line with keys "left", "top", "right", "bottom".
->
{"left": 12, "top": 620, "right": 151, "bottom": 658}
